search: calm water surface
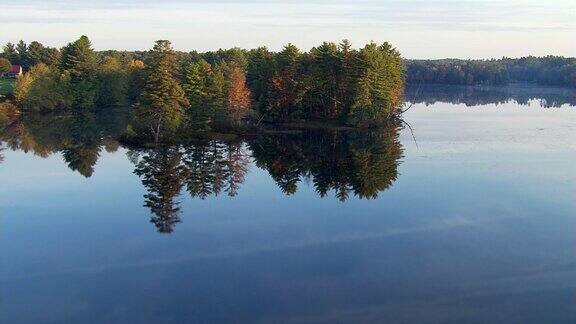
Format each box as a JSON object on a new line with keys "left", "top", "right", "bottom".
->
{"left": 1, "top": 86, "right": 575, "bottom": 323}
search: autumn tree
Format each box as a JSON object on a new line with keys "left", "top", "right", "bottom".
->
{"left": 0, "top": 58, "right": 10, "bottom": 74}
{"left": 14, "top": 63, "right": 72, "bottom": 111}
{"left": 96, "top": 56, "right": 128, "bottom": 107}
{"left": 0, "top": 102, "right": 20, "bottom": 127}
{"left": 127, "top": 59, "right": 146, "bottom": 103}
{"left": 225, "top": 141, "right": 249, "bottom": 196}
{"left": 226, "top": 65, "right": 252, "bottom": 124}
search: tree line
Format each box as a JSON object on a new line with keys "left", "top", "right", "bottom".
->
{"left": 406, "top": 57, "right": 576, "bottom": 87}
{"left": 1, "top": 36, "right": 405, "bottom": 141}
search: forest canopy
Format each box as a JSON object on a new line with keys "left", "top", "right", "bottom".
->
{"left": 1, "top": 36, "right": 406, "bottom": 142}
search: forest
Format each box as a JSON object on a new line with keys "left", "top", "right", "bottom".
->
{"left": 406, "top": 57, "right": 576, "bottom": 87}
{"left": 0, "top": 36, "right": 405, "bottom": 142}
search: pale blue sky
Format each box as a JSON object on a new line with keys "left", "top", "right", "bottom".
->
{"left": 1, "top": 0, "right": 574, "bottom": 58}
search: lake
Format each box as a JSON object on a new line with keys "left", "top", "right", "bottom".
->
{"left": 1, "top": 85, "right": 575, "bottom": 323}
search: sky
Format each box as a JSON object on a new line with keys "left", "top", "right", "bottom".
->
{"left": 1, "top": 0, "right": 575, "bottom": 59}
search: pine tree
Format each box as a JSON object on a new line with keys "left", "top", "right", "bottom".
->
{"left": 246, "top": 47, "right": 275, "bottom": 112}
{"left": 308, "top": 42, "right": 341, "bottom": 118}
{"left": 135, "top": 40, "right": 189, "bottom": 142}
{"left": 60, "top": 36, "right": 97, "bottom": 75}
{"left": 16, "top": 40, "right": 29, "bottom": 69}
{"left": 60, "top": 35, "right": 98, "bottom": 109}
{"left": 208, "top": 62, "right": 227, "bottom": 124}
{"left": 2, "top": 43, "right": 17, "bottom": 63}
{"left": 182, "top": 59, "right": 213, "bottom": 126}
{"left": 348, "top": 42, "right": 404, "bottom": 126}
{"left": 267, "top": 44, "right": 303, "bottom": 122}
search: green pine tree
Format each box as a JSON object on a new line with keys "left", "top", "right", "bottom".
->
{"left": 182, "top": 59, "right": 212, "bottom": 127}
{"left": 134, "top": 40, "right": 189, "bottom": 142}
{"left": 60, "top": 35, "right": 98, "bottom": 109}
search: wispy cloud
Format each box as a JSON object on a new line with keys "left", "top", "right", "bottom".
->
{"left": 1, "top": 0, "right": 574, "bottom": 58}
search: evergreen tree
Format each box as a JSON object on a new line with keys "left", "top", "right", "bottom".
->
{"left": 16, "top": 40, "right": 30, "bottom": 69}
{"left": 266, "top": 44, "right": 304, "bottom": 122}
{"left": 134, "top": 40, "right": 189, "bottom": 142}
{"left": 182, "top": 59, "right": 213, "bottom": 126}
{"left": 246, "top": 47, "right": 275, "bottom": 112}
{"left": 26, "top": 41, "right": 60, "bottom": 67}
{"left": 26, "top": 41, "right": 44, "bottom": 67}
{"left": 60, "top": 35, "right": 98, "bottom": 109}
{"left": 338, "top": 39, "right": 358, "bottom": 117}
{"left": 2, "top": 43, "right": 17, "bottom": 63}
{"left": 60, "top": 36, "right": 97, "bottom": 74}
{"left": 349, "top": 42, "right": 404, "bottom": 126}
{"left": 307, "top": 42, "right": 342, "bottom": 118}
{"left": 208, "top": 62, "right": 227, "bottom": 124}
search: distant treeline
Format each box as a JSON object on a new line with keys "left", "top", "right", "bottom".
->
{"left": 0, "top": 36, "right": 405, "bottom": 141}
{"left": 405, "top": 57, "right": 576, "bottom": 87}
{"left": 405, "top": 84, "right": 576, "bottom": 108}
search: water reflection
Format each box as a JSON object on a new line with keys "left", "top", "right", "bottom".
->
{"left": 0, "top": 112, "right": 403, "bottom": 233}
{"left": 129, "top": 141, "right": 250, "bottom": 233}
{"left": 249, "top": 128, "right": 402, "bottom": 200}
{"left": 0, "top": 111, "right": 127, "bottom": 176}
{"left": 405, "top": 84, "right": 576, "bottom": 107}
{"left": 133, "top": 147, "right": 187, "bottom": 233}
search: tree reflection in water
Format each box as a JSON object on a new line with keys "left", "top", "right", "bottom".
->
{"left": 0, "top": 111, "right": 403, "bottom": 233}
{"left": 133, "top": 147, "right": 187, "bottom": 233}
{"left": 129, "top": 141, "right": 251, "bottom": 233}
{"left": 248, "top": 127, "right": 403, "bottom": 201}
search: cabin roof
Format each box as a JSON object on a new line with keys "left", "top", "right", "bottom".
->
{"left": 10, "top": 65, "right": 22, "bottom": 73}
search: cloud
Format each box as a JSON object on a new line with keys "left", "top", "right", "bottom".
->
{"left": 1, "top": 0, "right": 574, "bottom": 58}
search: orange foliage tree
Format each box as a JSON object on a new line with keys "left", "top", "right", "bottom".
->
{"left": 226, "top": 65, "right": 252, "bottom": 123}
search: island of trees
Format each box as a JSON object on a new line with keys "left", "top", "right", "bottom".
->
{"left": 0, "top": 36, "right": 405, "bottom": 142}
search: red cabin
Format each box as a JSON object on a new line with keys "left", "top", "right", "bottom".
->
{"left": 3, "top": 64, "right": 23, "bottom": 78}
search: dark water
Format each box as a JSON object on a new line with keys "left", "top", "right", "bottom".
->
{"left": 1, "top": 86, "right": 575, "bottom": 323}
